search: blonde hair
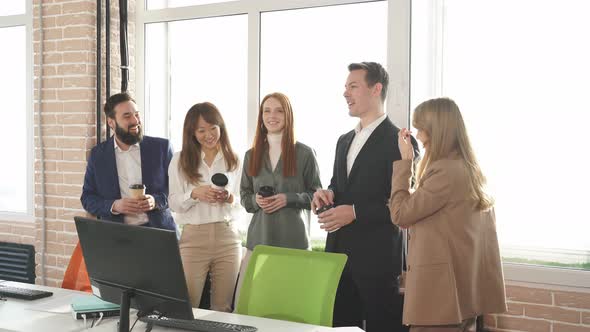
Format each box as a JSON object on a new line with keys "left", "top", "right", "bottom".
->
{"left": 412, "top": 97, "right": 494, "bottom": 210}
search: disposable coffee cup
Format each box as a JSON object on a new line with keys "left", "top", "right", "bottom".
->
{"left": 317, "top": 204, "right": 339, "bottom": 233}
{"left": 129, "top": 184, "right": 145, "bottom": 199}
{"left": 316, "top": 204, "right": 334, "bottom": 214}
{"left": 258, "top": 186, "right": 275, "bottom": 198}
{"left": 211, "top": 173, "right": 229, "bottom": 190}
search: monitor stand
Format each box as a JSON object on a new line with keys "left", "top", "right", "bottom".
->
{"left": 119, "top": 288, "right": 134, "bottom": 332}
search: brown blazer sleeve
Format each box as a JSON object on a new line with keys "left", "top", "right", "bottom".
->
{"left": 389, "top": 159, "right": 452, "bottom": 227}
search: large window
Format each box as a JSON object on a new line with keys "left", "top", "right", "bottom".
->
{"left": 0, "top": 3, "right": 32, "bottom": 221}
{"left": 138, "top": 0, "right": 589, "bottom": 285}
{"left": 138, "top": 0, "right": 393, "bottom": 242}
{"left": 411, "top": 0, "right": 590, "bottom": 278}
{"left": 260, "top": 2, "right": 387, "bottom": 241}
{"left": 144, "top": 15, "right": 248, "bottom": 153}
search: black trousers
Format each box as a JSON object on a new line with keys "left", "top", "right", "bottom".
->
{"left": 332, "top": 273, "right": 407, "bottom": 332}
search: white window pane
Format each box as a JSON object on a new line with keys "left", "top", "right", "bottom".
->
{"left": 261, "top": 2, "right": 387, "bottom": 243}
{"left": 412, "top": 0, "right": 590, "bottom": 268}
{"left": 0, "top": 26, "right": 27, "bottom": 213}
{"left": 145, "top": 15, "right": 248, "bottom": 155}
{"left": 0, "top": 2, "right": 25, "bottom": 16}
{"left": 146, "top": 0, "right": 235, "bottom": 10}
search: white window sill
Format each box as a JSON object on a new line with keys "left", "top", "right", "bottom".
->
{"left": 503, "top": 262, "right": 590, "bottom": 292}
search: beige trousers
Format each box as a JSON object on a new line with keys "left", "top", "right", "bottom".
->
{"left": 410, "top": 317, "right": 477, "bottom": 332}
{"left": 232, "top": 249, "right": 252, "bottom": 309}
{"left": 179, "top": 222, "right": 242, "bottom": 312}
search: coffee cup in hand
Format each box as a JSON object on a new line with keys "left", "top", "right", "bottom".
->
{"left": 316, "top": 204, "right": 334, "bottom": 214}
{"left": 211, "top": 173, "right": 229, "bottom": 190}
{"left": 129, "top": 184, "right": 146, "bottom": 199}
{"left": 258, "top": 186, "right": 275, "bottom": 198}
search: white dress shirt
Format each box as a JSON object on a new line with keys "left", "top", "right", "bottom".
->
{"left": 113, "top": 139, "right": 148, "bottom": 225}
{"left": 347, "top": 113, "right": 387, "bottom": 175}
{"left": 168, "top": 150, "right": 242, "bottom": 225}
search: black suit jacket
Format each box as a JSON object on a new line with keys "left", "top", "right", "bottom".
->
{"left": 326, "top": 117, "right": 419, "bottom": 278}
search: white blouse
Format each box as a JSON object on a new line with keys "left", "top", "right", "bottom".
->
{"left": 168, "top": 150, "right": 242, "bottom": 225}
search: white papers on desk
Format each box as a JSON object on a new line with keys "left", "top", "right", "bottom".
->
{"left": 24, "top": 292, "right": 79, "bottom": 314}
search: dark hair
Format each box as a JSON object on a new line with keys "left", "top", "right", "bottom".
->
{"left": 179, "top": 102, "right": 238, "bottom": 185}
{"left": 104, "top": 92, "right": 135, "bottom": 119}
{"left": 348, "top": 62, "right": 389, "bottom": 102}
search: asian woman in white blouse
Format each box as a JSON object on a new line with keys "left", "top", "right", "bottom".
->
{"left": 168, "top": 102, "right": 242, "bottom": 312}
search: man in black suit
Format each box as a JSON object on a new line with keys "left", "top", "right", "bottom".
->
{"left": 312, "top": 62, "right": 418, "bottom": 331}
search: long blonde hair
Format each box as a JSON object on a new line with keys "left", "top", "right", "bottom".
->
{"left": 412, "top": 97, "right": 494, "bottom": 210}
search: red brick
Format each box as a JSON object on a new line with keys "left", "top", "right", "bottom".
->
{"left": 63, "top": 76, "right": 95, "bottom": 88}
{"left": 496, "top": 315, "right": 550, "bottom": 332}
{"left": 59, "top": 113, "right": 94, "bottom": 125}
{"left": 63, "top": 1, "right": 94, "bottom": 14}
{"left": 583, "top": 312, "right": 590, "bottom": 325}
{"left": 63, "top": 173, "right": 85, "bottom": 185}
{"left": 63, "top": 101, "right": 94, "bottom": 112}
{"left": 57, "top": 63, "right": 87, "bottom": 75}
{"left": 35, "top": 172, "right": 63, "bottom": 184}
{"left": 506, "top": 285, "right": 552, "bottom": 305}
{"left": 525, "top": 303, "right": 580, "bottom": 323}
{"left": 553, "top": 323, "right": 590, "bottom": 332}
{"left": 57, "top": 137, "right": 86, "bottom": 149}
{"left": 63, "top": 25, "right": 94, "bottom": 39}
{"left": 41, "top": 3, "right": 61, "bottom": 16}
{"left": 56, "top": 14, "right": 95, "bottom": 27}
{"left": 57, "top": 161, "right": 86, "bottom": 173}
{"left": 57, "top": 39, "right": 94, "bottom": 52}
{"left": 57, "top": 231, "right": 79, "bottom": 245}
{"left": 64, "top": 198, "right": 83, "bottom": 210}
{"left": 555, "top": 291, "right": 590, "bottom": 310}
{"left": 506, "top": 302, "right": 525, "bottom": 316}
{"left": 57, "top": 88, "right": 94, "bottom": 101}
{"left": 483, "top": 314, "right": 496, "bottom": 328}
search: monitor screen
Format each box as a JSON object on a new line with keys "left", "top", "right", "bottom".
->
{"left": 74, "top": 216, "right": 194, "bottom": 323}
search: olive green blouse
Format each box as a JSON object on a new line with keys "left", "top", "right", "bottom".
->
{"left": 240, "top": 142, "right": 322, "bottom": 250}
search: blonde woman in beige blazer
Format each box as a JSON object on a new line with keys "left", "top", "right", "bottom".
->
{"left": 388, "top": 98, "right": 506, "bottom": 331}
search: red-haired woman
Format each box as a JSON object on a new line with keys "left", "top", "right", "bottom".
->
{"left": 168, "top": 102, "right": 242, "bottom": 312}
{"left": 235, "top": 92, "right": 322, "bottom": 302}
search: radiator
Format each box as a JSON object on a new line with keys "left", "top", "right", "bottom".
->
{"left": 0, "top": 242, "right": 36, "bottom": 284}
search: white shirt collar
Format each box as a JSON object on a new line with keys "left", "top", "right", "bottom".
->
{"left": 354, "top": 113, "right": 387, "bottom": 134}
{"left": 114, "top": 137, "right": 140, "bottom": 152}
{"left": 200, "top": 150, "right": 223, "bottom": 163}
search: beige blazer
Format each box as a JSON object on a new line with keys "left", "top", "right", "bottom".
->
{"left": 389, "top": 157, "right": 506, "bottom": 325}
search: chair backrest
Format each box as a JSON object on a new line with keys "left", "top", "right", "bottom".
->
{"left": 236, "top": 245, "right": 347, "bottom": 327}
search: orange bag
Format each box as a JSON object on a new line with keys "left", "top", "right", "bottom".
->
{"left": 61, "top": 242, "right": 92, "bottom": 293}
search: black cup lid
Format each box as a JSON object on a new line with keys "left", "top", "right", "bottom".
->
{"left": 258, "top": 185, "right": 275, "bottom": 197}
{"left": 211, "top": 173, "right": 229, "bottom": 187}
{"left": 129, "top": 184, "right": 145, "bottom": 189}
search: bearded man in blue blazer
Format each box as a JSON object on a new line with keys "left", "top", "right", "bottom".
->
{"left": 81, "top": 92, "right": 175, "bottom": 230}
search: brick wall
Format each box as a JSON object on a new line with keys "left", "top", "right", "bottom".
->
{"left": 485, "top": 284, "right": 590, "bottom": 332}
{"left": 0, "top": 0, "right": 134, "bottom": 287}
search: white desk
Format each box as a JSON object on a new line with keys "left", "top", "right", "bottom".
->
{"left": 0, "top": 281, "right": 362, "bottom": 332}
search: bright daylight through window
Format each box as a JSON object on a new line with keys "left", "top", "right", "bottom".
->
{"left": 411, "top": 0, "right": 590, "bottom": 271}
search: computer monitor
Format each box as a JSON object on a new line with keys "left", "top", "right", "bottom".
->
{"left": 74, "top": 216, "right": 194, "bottom": 332}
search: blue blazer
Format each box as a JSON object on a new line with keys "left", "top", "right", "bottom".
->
{"left": 80, "top": 136, "right": 176, "bottom": 231}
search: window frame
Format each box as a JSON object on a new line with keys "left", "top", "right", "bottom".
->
{"left": 0, "top": 2, "right": 34, "bottom": 222}
{"left": 135, "top": 0, "right": 590, "bottom": 289}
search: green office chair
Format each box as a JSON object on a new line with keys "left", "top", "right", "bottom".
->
{"left": 235, "top": 245, "right": 347, "bottom": 327}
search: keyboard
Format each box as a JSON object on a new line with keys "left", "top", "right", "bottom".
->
{"left": 140, "top": 315, "right": 257, "bottom": 332}
{"left": 0, "top": 285, "right": 53, "bottom": 300}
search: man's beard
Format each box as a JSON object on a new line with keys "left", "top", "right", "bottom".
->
{"left": 115, "top": 122, "right": 143, "bottom": 145}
